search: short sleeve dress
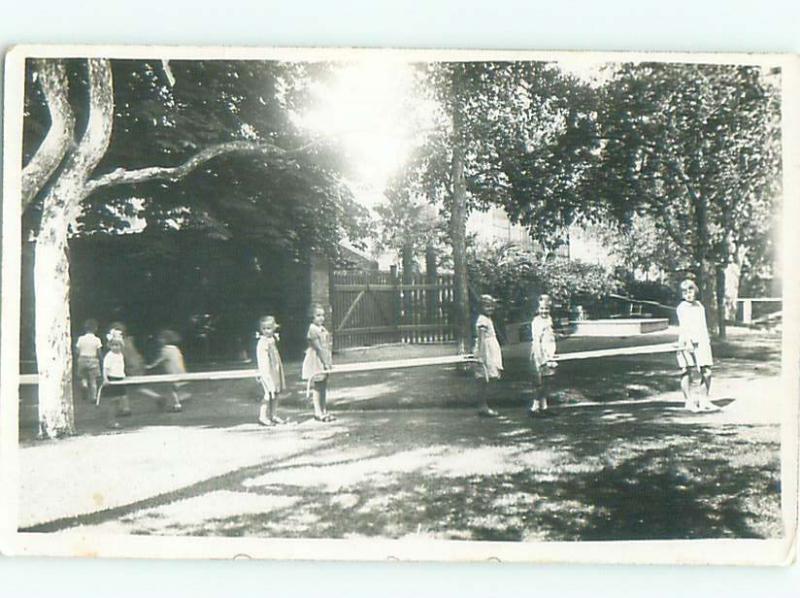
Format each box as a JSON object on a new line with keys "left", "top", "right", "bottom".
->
{"left": 302, "top": 323, "right": 331, "bottom": 383}
{"left": 474, "top": 314, "right": 503, "bottom": 380}
{"left": 676, "top": 300, "right": 713, "bottom": 370}
{"left": 256, "top": 335, "right": 286, "bottom": 394}
{"left": 530, "top": 315, "right": 557, "bottom": 382}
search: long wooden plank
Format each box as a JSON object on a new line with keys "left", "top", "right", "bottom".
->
{"left": 19, "top": 343, "right": 681, "bottom": 387}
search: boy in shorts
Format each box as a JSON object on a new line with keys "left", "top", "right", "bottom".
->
{"left": 75, "top": 319, "right": 102, "bottom": 402}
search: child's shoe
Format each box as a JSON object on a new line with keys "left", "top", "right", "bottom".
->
{"left": 699, "top": 400, "right": 719, "bottom": 412}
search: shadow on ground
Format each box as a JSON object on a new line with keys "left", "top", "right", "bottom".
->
{"left": 27, "top": 401, "right": 782, "bottom": 542}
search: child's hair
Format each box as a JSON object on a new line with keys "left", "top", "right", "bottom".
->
{"left": 83, "top": 318, "right": 98, "bottom": 334}
{"left": 108, "top": 321, "right": 127, "bottom": 335}
{"left": 159, "top": 329, "right": 181, "bottom": 345}
{"left": 538, "top": 294, "right": 552, "bottom": 307}
{"left": 680, "top": 279, "right": 699, "bottom": 293}
{"left": 106, "top": 328, "right": 125, "bottom": 346}
{"left": 309, "top": 304, "right": 326, "bottom": 319}
{"left": 479, "top": 294, "right": 496, "bottom": 309}
{"left": 259, "top": 315, "right": 278, "bottom": 329}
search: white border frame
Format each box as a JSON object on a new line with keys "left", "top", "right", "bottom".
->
{"left": 2, "top": 45, "right": 798, "bottom": 565}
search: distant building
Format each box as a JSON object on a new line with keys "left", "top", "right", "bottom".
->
{"left": 467, "top": 206, "right": 534, "bottom": 250}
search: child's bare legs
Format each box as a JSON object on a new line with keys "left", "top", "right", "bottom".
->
{"left": 477, "top": 380, "right": 497, "bottom": 416}
{"left": 319, "top": 381, "right": 334, "bottom": 420}
{"left": 698, "top": 367, "right": 717, "bottom": 411}
{"left": 258, "top": 398, "right": 271, "bottom": 426}
{"left": 107, "top": 398, "right": 121, "bottom": 429}
{"left": 167, "top": 384, "right": 183, "bottom": 412}
{"left": 116, "top": 393, "right": 132, "bottom": 416}
{"left": 680, "top": 369, "right": 697, "bottom": 411}
{"left": 311, "top": 385, "right": 324, "bottom": 419}
{"left": 529, "top": 376, "right": 548, "bottom": 415}
{"left": 312, "top": 381, "right": 334, "bottom": 421}
{"left": 87, "top": 376, "right": 98, "bottom": 404}
{"left": 269, "top": 394, "right": 286, "bottom": 424}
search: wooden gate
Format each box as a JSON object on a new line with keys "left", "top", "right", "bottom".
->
{"left": 331, "top": 269, "right": 456, "bottom": 350}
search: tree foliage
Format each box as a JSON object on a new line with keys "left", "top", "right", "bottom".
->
{"left": 23, "top": 59, "right": 370, "bottom": 256}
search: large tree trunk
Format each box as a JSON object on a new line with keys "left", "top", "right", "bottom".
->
{"left": 33, "top": 59, "right": 114, "bottom": 438}
{"left": 450, "top": 73, "right": 471, "bottom": 353}
{"left": 34, "top": 191, "right": 77, "bottom": 437}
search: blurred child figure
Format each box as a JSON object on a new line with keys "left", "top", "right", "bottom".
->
{"left": 676, "top": 279, "right": 718, "bottom": 412}
{"left": 474, "top": 294, "right": 502, "bottom": 417}
{"left": 108, "top": 321, "right": 145, "bottom": 375}
{"left": 302, "top": 304, "right": 334, "bottom": 422}
{"left": 146, "top": 329, "right": 188, "bottom": 412}
{"left": 256, "top": 315, "right": 287, "bottom": 426}
{"left": 75, "top": 318, "right": 102, "bottom": 402}
{"left": 102, "top": 330, "right": 129, "bottom": 428}
{"left": 529, "top": 294, "right": 558, "bottom": 417}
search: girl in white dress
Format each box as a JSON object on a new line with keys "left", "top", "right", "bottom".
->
{"left": 474, "top": 294, "right": 502, "bottom": 417}
{"left": 529, "top": 294, "right": 558, "bottom": 417}
{"left": 302, "top": 304, "right": 334, "bottom": 422}
{"left": 256, "top": 315, "right": 287, "bottom": 426}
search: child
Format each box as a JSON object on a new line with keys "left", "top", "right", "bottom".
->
{"left": 146, "top": 329, "right": 188, "bottom": 412}
{"left": 302, "top": 304, "right": 334, "bottom": 422}
{"left": 109, "top": 321, "right": 145, "bottom": 376}
{"left": 256, "top": 315, "right": 287, "bottom": 426}
{"left": 75, "top": 318, "right": 102, "bottom": 402}
{"left": 101, "top": 331, "right": 129, "bottom": 429}
{"left": 474, "top": 294, "right": 502, "bottom": 417}
{"left": 529, "top": 294, "right": 558, "bottom": 417}
{"left": 676, "top": 279, "right": 718, "bottom": 412}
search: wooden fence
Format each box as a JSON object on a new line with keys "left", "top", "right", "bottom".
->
{"left": 331, "top": 269, "right": 456, "bottom": 350}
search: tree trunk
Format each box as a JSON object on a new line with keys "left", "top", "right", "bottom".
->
{"left": 715, "top": 265, "right": 727, "bottom": 340}
{"left": 724, "top": 261, "right": 742, "bottom": 322}
{"left": 21, "top": 60, "right": 75, "bottom": 212}
{"left": 32, "top": 59, "right": 114, "bottom": 438}
{"left": 34, "top": 193, "right": 77, "bottom": 437}
{"left": 400, "top": 243, "right": 414, "bottom": 323}
{"left": 425, "top": 244, "right": 438, "bottom": 319}
{"left": 450, "top": 73, "right": 471, "bottom": 353}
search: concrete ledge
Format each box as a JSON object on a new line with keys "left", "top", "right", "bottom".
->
{"left": 570, "top": 318, "right": 669, "bottom": 337}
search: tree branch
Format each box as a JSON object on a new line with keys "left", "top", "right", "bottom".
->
{"left": 21, "top": 59, "right": 75, "bottom": 212}
{"left": 84, "top": 139, "right": 316, "bottom": 194}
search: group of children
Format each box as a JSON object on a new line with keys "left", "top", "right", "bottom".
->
{"left": 76, "top": 276, "right": 716, "bottom": 430}
{"left": 74, "top": 320, "right": 189, "bottom": 429}
{"left": 472, "top": 276, "right": 718, "bottom": 417}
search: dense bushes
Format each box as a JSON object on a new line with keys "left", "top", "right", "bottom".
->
{"left": 467, "top": 242, "right": 620, "bottom": 324}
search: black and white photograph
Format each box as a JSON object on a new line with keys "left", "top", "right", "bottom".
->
{"left": 1, "top": 46, "right": 797, "bottom": 564}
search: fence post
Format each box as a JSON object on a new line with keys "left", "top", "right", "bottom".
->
{"left": 742, "top": 299, "right": 753, "bottom": 324}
